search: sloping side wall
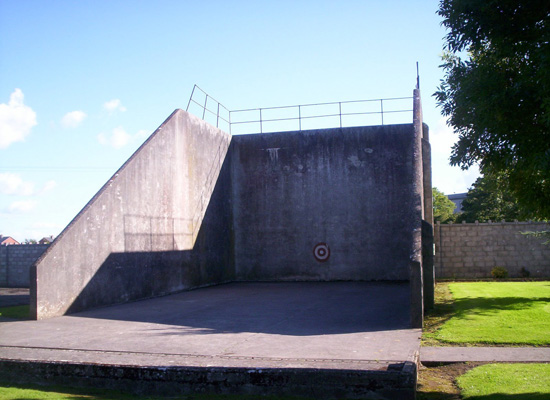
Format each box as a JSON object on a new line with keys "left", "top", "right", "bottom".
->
{"left": 231, "top": 125, "right": 419, "bottom": 281}
{"left": 32, "top": 110, "right": 233, "bottom": 319}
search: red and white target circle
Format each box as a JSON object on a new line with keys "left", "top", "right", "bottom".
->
{"left": 313, "top": 242, "right": 330, "bottom": 262}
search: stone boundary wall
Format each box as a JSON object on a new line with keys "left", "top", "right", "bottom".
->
{"left": 0, "top": 245, "right": 49, "bottom": 287}
{"left": 435, "top": 222, "right": 550, "bottom": 279}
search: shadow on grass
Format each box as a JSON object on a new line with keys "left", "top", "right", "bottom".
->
{"left": 451, "top": 297, "right": 550, "bottom": 320}
{"left": 422, "top": 284, "right": 456, "bottom": 341}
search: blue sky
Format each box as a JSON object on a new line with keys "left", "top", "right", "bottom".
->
{"left": 0, "top": 0, "right": 479, "bottom": 241}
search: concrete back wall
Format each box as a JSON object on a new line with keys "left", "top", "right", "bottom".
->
{"left": 32, "top": 110, "right": 233, "bottom": 319}
{"left": 435, "top": 221, "right": 550, "bottom": 279}
{"left": 231, "top": 125, "right": 419, "bottom": 281}
{"left": 0, "top": 244, "right": 49, "bottom": 287}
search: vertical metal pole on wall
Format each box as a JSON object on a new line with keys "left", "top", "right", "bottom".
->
{"left": 259, "top": 109, "right": 263, "bottom": 133}
{"left": 298, "top": 105, "right": 302, "bottom": 131}
{"left": 229, "top": 111, "right": 232, "bottom": 135}
{"left": 416, "top": 61, "right": 420, "bottom": 89}
{"left": 339, "top": 102, "right": 342, "bottom": 128}
{"left": 380, "top": 99, "right": 384, "bottom": 125}
{"left": 216, "top": 103, "right": 220, "bottom": 128}
{"left": 202, "top": 95, "right": 208, "bottom": 120}
{"left": 186, "top": 85, "right": 196, "bottom": 112}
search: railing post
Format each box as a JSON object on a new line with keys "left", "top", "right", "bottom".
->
{"left": 298, "top": 105, "right": 302, "bottom": 131}
{"left": 186, "top": 85, "right": 196, "bottom": 112}
{"left": 229, "top": 111, "right": 232, "bottom": 135}
{"left": 339, "top": 102, "right": 342, "bottom": 128}
{"left": 380, "top": 99, "right": 384, "bottom": 125}
{"left": 202, "top": 95, "right": 208, "bottom": 120}
{"left": 259, "top": 108, "right": 263, "bottom": 133}
{"left": 216, "top": 103, "right": 220, "bottom": 128}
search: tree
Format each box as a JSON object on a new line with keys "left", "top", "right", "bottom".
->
{"left": 24, "top": 238, "right": 37, "bottom": 244}
{"left": 433, "top": 187, "right": 456, "bottom": 223}
{"left": 435, "top": 0, "right": 550, "bottom": 218}
{"left": 455, "top": 171, "right": 524, "bottom": 223}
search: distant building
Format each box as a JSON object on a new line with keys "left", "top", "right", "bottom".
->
{"left": 0, "top": 235, "right": 20, "bottom": 245}
{"left": 447, "top": 192, "right": 467, "bottom": 214}
{"left": 39, "top": 236, "right": 54, "bottom": 244}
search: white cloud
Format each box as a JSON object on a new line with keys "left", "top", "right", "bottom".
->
{"left": 0, "top": 89, "right": 37, "bottom": 149}
{"left": 61, "top": 110, "right": 87, "bottom": 128}
{"left": 8, "top": 200, "right": 37, "bottom": 213}
{"left": 430, "top": 116, "right": 480, "bottom": 194}
{"left": 0, "top": 173, "right": 35, "bottom": 196}
{"left": 0, "top": 173, "right": 57, "bottom": 197}
{"left": 135, "top": 129, "right": 149, "bottom": 141}
{"left": 40, "top": 180, "right": 57, "bottom": 194}
{"left": 98, "top": 126, "right": 132, "bottom": 148}
{"left": 103, "top": 99, "right": 127, "bottom": 113}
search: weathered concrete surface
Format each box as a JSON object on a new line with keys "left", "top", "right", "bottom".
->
{"left": 0, "top": 282, "right": 420, "bottom": 399}
{"left": 32, "top": 110, "right": 233, "bottom": 319}
{"left": 421, "top": 122, "right": 435, "bottom": 310}
{"left": 409, "top": 89, "right": 426, "bottom": 328}
{"left": 0, "top": 360, "right": 417, "bottom": 400}
{"left": 232, "top": 125, "right": 419, "bottom": 282}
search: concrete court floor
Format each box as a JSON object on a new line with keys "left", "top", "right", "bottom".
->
{"left": 0, "top": 282, "right": 421, "bottom": 370}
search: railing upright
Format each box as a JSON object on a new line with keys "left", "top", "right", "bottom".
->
{"left": 186, "top": 85, "right": 196, "bottom": 112}
{"left": 202, "top": 95, "right": 208, "bottom": 120}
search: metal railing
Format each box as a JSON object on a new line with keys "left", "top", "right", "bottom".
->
{"left": 186, "top": 85, "right": 231, "bottom": 132}
{"left": 186, "top": 85, "right": 413, "bottom": 135}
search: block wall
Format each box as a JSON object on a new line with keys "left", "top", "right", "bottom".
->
{"left": 0, "top": 245, "right": 49, "bottom": 287}
{"left": 435, "top": 222, "right": 550, "bottom": 278}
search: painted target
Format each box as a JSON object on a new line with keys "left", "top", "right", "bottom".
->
{"left": 313, "top": 242, "right": 330, "bottom": 262}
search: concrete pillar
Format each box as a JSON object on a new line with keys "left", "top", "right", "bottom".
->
{"left": 421, "top": 124, "right": 434, "bottom": 310}
{"left": 422, "top": 220, "right": 435, "bottom": 310}
{"left": 410, "top": 88, "right": 424, "bottom": 328}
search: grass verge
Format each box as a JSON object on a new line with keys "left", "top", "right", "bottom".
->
{"left": 0, "top": 304, "right": 30, "bottom": 319}
{"left": 422, "top": 283, "right": 456, "bottom": 346}
{"left": 0, "top": 382, "right": 311, "bottom": 400}
{"left": 424, "top": 281, "right": 550, "bottom": 346}
{"left": 457, "top": 363, "right": 550, "bottom": 399}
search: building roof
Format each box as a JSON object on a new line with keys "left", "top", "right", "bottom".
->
{"left": 0, "top": 235, "right": 20, "bottom": 245}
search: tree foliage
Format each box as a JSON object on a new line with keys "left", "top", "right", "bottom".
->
{"left": 435, "top": 0, "right": 550, "bottom": 218}
{"left": 456, "top": 171, "right": 524, "bottom": 222}
{"left": 433, "top": 187, "right": 456, "bottom": 223}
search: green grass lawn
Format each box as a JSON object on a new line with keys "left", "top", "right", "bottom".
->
{"left": 431, "top": 281, "right": 550, "bottom": 345}
{"left": 0, "top": 304, "right": 29, "bottom": 319}
{"left": 458, "top": 363, "right": 550, "bottom": 399}
{"left": 0, "top": 383, "right": 310, "bottom": 400}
